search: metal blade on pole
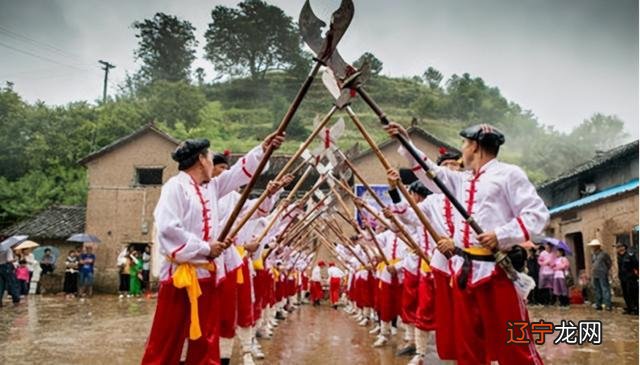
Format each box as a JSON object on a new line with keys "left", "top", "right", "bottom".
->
{"left": 216, "top": 0, "right": 354, "bottom": 244}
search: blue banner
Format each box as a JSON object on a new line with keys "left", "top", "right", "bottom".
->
{"left": 354, "top": 184, "right": 391, "bottom": 230}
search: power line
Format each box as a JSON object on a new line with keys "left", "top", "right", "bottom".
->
{"left": 99, "top": 60, "right": 116, "bottom": 103}
{"left": 0, "top": 25, "right": 84, "bottom": 62}
{"left": 0, "top": 40, "right": 90, "bottom": 72}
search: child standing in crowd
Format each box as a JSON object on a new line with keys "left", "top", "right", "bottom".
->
{"left": 129, "top": 251, "right": 143, "bottom": 297}
{"left": 538, "top": 243, "right": 555, "bottom": 305}
{"left": 553, "top": 248, "right": 570, "bottom": 307}
{"left": 117, "top": 247, "right": 131, "bottom": 298}
{"left": 63, "top": 250, "right": 79, "bottom": 298}
{"left": 15, "top": 260, "right": 30, "bottom": 296}
{"left": 79, "top": 245, "right": 95, "bottom": 297}
{"left": 142, "top": 245, "right": 151, "bottom": 293}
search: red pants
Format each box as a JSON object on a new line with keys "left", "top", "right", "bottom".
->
{"left": 400, "top": 269, "right": 419, "bottom": 325}
{"left": 433, "top": 270, "right": 456, "bottom": 360}
{"left": 142, "top": 278, "right": 220, "bottom": 365}
{"left": 378, "top": 276, "right": 401, "bottom": 322}
{"left": 275, "top": 279, "right": 284, "bottom": 302}
{"left": 302, "top": 274, "right": 309, "bottom": 291}
{"left": 236, "top": 260, "right": 253, "bottom": 328}
{"left": 219, "top": 271, "right": 237, "bottom": 339}
{"left": 448, "top": 268, "right": 543, "bottom": 365}
{"left": 253, "top": 269, "right": 266, "bottom": 321}
{"left": 364, "top": 273, "right": 375, "bottom": 308}
{"left": 372, "top": 278, "right": 380, "bottom": 314}
{"left": 310, "top": 281, "right": 323, "bottom": 301}
{"left": 266, "top": 274, "right": 275, "bottom": 307}
{"left": 329, "top": 277, "right": 341, "bottom": 304}
{"left": 414, "top": 272, "right": 436, "bottom": 331}
{"left": 475, "top": 269, "right": 543, "bottom": 365}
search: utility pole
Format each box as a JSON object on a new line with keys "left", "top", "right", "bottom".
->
{"left": 98, "top": 60, "right": 115, "bottom": 103}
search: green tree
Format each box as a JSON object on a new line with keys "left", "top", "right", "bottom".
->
{"left": 0, "top": 85, "right": 29, "bottom": 180}
{"left": 569, "top": 113, "right": 629, "bottom": 151}
{"left": 423, "top": 66, "right": 443, "bottom": 90}
{"left": 204, "top": 0, "right": 303, "bottom": 80}
{"left": 133, "top": 13, "right": 198, "bottom": 83}
{"left": 353, "top": 52, "right": 383, "bottom": 76}
{"left": 141, "top": 80, "right": 207, "bottom": 129}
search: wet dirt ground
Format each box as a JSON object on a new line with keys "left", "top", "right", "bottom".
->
{"left": 0, "top": 295, "right": 637, "bottom": 364}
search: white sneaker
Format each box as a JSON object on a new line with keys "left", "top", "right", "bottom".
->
{"left": 372, "top": 336, "right": 388, "bottom": 347}
{"left": 270, "top": 319, "right": 279, "bottom": 327}
{"left": 252, "top": 343, "right": 265, "bottom": 359}
{"left": 369, "top": 324, "right": 380, "bottom": 334}
{"left": 391, "top": 326, "right": 398, "bottom": 336}
{"left": 242, "top": 352, "right": 256, "bottom": 365}
{"left": 358, "top": 318, "right": 368, "bottom": 326}
{"left": 408, "top": 354, "right": 425, "bottom": 365}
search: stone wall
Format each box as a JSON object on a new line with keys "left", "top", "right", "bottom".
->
{"left": 547, "top": 190, "right": 639, "bottom": 291}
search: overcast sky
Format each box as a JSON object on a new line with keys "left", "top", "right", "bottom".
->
{"left": 0, "top": 0, "right": 637, "bottom": 137}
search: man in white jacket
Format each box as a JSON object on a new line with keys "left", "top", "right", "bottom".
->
{"left": 386, "top": 122, "right": 549, "bottom": 365}
{"left": 141, "top": 132, "right": 284, "bottom": 365}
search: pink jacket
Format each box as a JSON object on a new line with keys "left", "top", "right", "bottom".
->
{"left": 552, "top": 256, "right": 570, "bottom": 279}
{"left": 15, "top": 266, "right": 29, "bottom": 281}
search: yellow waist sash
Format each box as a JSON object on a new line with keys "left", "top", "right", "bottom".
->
{"left": 464, "top": 246, "right": 493, "bottom": 256}
{"left": 171, "top": 260, "right": 215, "bottom": 340}
{"left": 253, "top": 258, "right": 264, "bottom": 270}
{"left": 236, "top": 246, "right": 246, "bottom": 284}
{"left": 376, "top": 258, "right": 401, "bottom": 288}
{"left": 420, "top": 259, "right": 432, "bottom": 273}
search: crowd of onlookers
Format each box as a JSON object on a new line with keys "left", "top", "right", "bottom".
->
{"left": 116, "top": 245, "right": 152, "bottom": 298}
{"left": 0, "top": 243, "right": 152, "bottom": 306}
{"left": 0, "top": 245, "right": 96, "bottom": 306}
{"left": 525, "top": 238, "right": 638, "bottom": 315}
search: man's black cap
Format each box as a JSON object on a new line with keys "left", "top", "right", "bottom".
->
{"left": 460, "top": 124, "right": 505, "bottom": 147}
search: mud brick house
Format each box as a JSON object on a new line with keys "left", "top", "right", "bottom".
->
{"left": 78, "top": 124, "right": 309, "bottom": 291}
{"left": 77, "top": 124, "right": 181, "bottom": 291}
{"left": 537, "top": 140, "right": 639, "bottom": 286}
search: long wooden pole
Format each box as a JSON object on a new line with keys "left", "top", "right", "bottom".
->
{"left": 341, "top": 114, "right": 443, "bottom": 243}
{"left": 221, "top": 104, "right": 338, "bottom": 243}
{"left": 251, "top": 166, "right": 314, "bottom": 247}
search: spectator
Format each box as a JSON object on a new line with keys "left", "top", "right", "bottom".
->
{"left": 537, "top": 243, "right": 555, "bottom": 305}
{"left": 588, "top": 239, "right": 612, "bottom": 311}
{"left": 15, "top": 259, "right": 30, "bottom": 296}
{"left": 525, "top": 247, "right": 540, "bottom": 305}
{"left": 63, "top": 250, "right": 79, "bottom": 298}
{"left": 129, "top": 251, "right": 143, "bottom": 297}
{"left": 79, "top": 245, "right": 96, "bottom": 297}
{"left": 552, "top": 248, "right": 570, "bottom": 307}
{"left": 616, "top": 242, "right": 639, "bottom": 315}
{"left": 142, "top": 245, "right": 151, "bottom": 292}
{"left": 22, "top": 248, "right": 37, "bottom": 283}
{"left": 40, "top": 248, "right": 56, "bottom": 275}
{"left": 0, "top": 248, "right": 20, "bottom": 306}
{"left": 578, "top": 270, "right": 590, "bottom": 303}
{"left": 117, "top": 247, "right": 131, "bottom": 298}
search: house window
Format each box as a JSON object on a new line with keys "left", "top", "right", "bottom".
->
{"left": 136, "top": 168, "right": 163, "bottom": 185}
{"left": 560, "top": 211, "right": 578, "bottom": 222}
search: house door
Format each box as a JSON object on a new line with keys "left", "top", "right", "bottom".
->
{"left": 565, "top": 232, "right": 585, "bottom": 277}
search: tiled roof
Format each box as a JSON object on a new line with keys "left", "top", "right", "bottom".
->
{"left": 1, "top": 205, "right": 86, "bottom": 240}
{"left": 538, "top": 140, "right": 639, "bottom": 191}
